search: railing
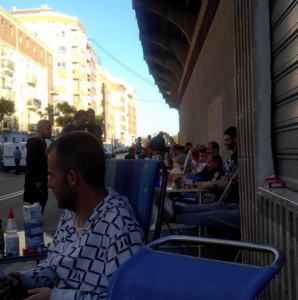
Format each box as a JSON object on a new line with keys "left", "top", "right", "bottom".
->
{"left": 26, "top": 72, "right": 38, "bottom": 86}
{"left": 49, "top": 86, "right": 59, "bottom": 95}
{"left": 27, "top": 98, "right": 42, "bottom": 110}
{"left": 1, "top": 59, "right": 15, "bottom": 74}
{"left": 73, "top": 69, "right": 80, "bottom": 79}
{"left": 72, "top": 52, "right": 80, "bottom": 63}
{"left": 73, "top": 86, "right": 80, "bottom": 95}
{"left": 28, "top": 124, "right": 37, "bottom": 131}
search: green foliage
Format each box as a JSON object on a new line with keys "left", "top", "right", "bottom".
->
{"left": 95, "top": 115, "right": 104, "bottom": 126}
{"left": 0, "top": 98, "right": 15, "bottom": 123}
{"left": 55, "top": 116, "right": 74, "bottom": 126}
{"left": 55, "top": 102, "right": 77, "bottom": 126}
{"left": 56, "top": 102, "right": 77, "bottom": 117}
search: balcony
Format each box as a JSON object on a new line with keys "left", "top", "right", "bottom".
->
{"left": 73, "top": 86, "right": 80, "bottom": 95}
{"left": 86, "top": 52, "right": 91, "bottom": 62}
{"left": 28, "top": 123, "right": 37, "bottom": 131}
{"left": 72, "top": 52, "right": 80, "bottom": 63}
{"left": 73, "top": 69, "right": 80, "bottom": 79}
{"left": 71, "top": 36, "right": 79, "bottom": 48}
{"left": 49, "top": 86, "right": 59, "bottom": 95}
{"left": 26, "top": 72, "right": 38, "bottom": 86}
{"left": 27, "top": 98, "right": 42, "bottom": 111}
{"left": 1, "top": 59, "right": 15, "bottom": 75}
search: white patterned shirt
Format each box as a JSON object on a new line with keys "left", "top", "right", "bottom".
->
{"left": 19, "top": 188, "right": 145, "bottom": 300}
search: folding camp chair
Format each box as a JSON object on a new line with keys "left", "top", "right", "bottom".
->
{"left": 106, "top": 235, "right": 284, "bottom": 300}
{"left": 105, "top": 159, "right": 167, "bottom": 243}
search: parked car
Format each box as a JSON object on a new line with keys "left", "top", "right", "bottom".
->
{"left": 104, "top": 143, "right": 116, "bottom": 158}
{"left": 104, "top": 148, "right": 111, "bottom": 159}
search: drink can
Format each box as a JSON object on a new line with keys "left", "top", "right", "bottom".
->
{"left": 174, "top": 177, "right": 182, "bottom": 189}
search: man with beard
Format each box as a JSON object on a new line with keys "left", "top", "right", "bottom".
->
{"left": 23, "top": 120, "right": 52, "bottom": 213}
{"left": 0, "top": 132, "right": 144, "bottom": 300}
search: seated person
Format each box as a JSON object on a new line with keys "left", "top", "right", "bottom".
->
{"left": 190, "top": 147, "right": 208, "bottom": 174}
{"left": 206, "top": 141, "right": 220, "bottom": 155}
{"left": 174, "top": 201, "right": 240, "bottom": 229}
{"left": 137, "top": 148, "right": 147, "bottom": 159}
{"left": 186, "top": 154, "right": 223, "bottom": 182}
{"left": 184, "top": 142, "right": 192, "bottom": 154}
{"left": 0, "top": 132, "right": 144, "bottom": 300}
{"left": 125, "top": 146, "right": 136, "bottom": 159}
{"left": 173, "top": 145, "right": 186, "bottom": 168}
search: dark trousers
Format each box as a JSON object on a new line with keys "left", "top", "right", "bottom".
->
{"left": 14, "top": 158, "right": 20, "bottom": 174}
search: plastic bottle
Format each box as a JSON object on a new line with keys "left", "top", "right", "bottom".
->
{"left": 5, "top": 208, "right": 19, "bottom": 255}
{"left": 170, "top": 164, "right": 184, "bottom": 189}
{"left": 0, "top": 219, "right": 4, "bottom": 254}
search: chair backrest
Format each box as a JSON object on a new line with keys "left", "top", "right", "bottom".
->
{"left": 106, "top": 235, "right": 284, "bottom": 300}
{"left": 105, "top": 159, "right": 167, "bottom": 241}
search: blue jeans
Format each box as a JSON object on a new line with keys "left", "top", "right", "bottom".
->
{"left": 174, "top": 201, "right": 240, "bottom": 229}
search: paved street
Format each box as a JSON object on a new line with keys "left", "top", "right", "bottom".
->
{"left": 0, "top": 171, "right": 63, "bottom": 237}
{"left": 0, "top": 153, "right": 125, "bottom": 237}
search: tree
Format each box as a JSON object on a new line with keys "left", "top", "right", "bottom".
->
{"left": 55, "top": 102, "right": 77, "bottom": 126}
{"left": 95, "top": 115, "right": 104, "bottom": 126}
{"left": 0, "top": 98, "right": 15, "bottom": 124}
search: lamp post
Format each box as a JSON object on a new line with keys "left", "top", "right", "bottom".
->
{"left": 131, "top": 135, "right": 135, "bottom": 145}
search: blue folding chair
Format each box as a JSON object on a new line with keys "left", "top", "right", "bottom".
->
{"left": 105, "top": 159, "right": 167, "bottom": 242}
{"left": 106, "top": 235, "right": 284, "bottom": 300}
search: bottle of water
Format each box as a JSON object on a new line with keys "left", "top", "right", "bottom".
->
{"left": 5, "top": 208, "right": 19, "bottom": 255}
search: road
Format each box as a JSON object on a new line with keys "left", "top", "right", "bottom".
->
{"left": 0, "top": 153, "right": 126, "bottom": 236}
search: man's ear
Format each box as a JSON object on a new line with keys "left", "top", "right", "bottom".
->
{"left": 67, "top": 170, "right": 79, "bottom": 188}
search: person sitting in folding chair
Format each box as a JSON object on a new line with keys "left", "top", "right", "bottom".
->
{"left": 0, "top": 132, "right": 144, "bottom": 300}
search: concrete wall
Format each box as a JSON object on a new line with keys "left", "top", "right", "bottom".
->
{"left": 179, "top": 0, "right": 236, "bottom": 156}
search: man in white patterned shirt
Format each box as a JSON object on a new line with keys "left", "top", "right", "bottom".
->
{"left": 0, "top": 132, "right": 144, "bottom": 300}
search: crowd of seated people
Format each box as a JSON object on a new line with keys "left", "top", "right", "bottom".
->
{"left": 160, "top": 127, "right": 240, "bottom": 232}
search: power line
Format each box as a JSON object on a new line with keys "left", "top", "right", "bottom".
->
{"left": 89, "top": 38, "right": 156, "bottom": 87}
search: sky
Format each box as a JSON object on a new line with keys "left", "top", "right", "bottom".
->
{"left": 2, "top": 1, "right": 180, "bottom": 137}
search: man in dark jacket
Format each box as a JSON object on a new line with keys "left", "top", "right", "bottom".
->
{"left": 150, "top": 131, "right": 166, "bottom": 158}
{"left": 24, "top": 120, "right": 52, "bottom": 214}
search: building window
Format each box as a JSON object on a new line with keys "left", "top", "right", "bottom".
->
{"left": 12, "top": 137, "right": 16, "bottom": 143}
{"left": 26, "top": 39, "right": 29, "bottom": 48}
{"left": 41, "top": 48, "right": 43, "bottom": 58}
{"left": 33, "top": 44, "right": 36, "bottom": 53}
{"left": 57, "top": 45, "right": 66, "bottom": 53}
{"left": 34, "top": 31, "right": 38, "bottom": 36}
{"left": 10, "top": 26, "right": 13, "bottom": 37}
{"left": 1, "top": 19, "right": 6, "bottom": 32}
{"left": 62, "top": 31, "right": 65, "bottom": 36}
{"left": 49, "top": 55, "right": 52, "bottom": 64}
{"left": 57, "top": 62, "right": 67, "bottom": 69}
{"left": 19, "top": 33, "right": 22, "bottom": 44}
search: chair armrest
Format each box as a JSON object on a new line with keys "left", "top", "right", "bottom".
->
{"left": 148, "top": 235, "right": 284, "bottom": 270}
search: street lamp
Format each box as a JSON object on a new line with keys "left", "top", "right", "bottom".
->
{"left": 131, "top": 135, "right": 135, "bottom": 145}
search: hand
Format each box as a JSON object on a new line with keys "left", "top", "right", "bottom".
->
{"left": 0, "top": 273, "right": 21, "bottom": 300}
{"left": 36, "top": 182, "right": 43, "bottom": 191}
{"left": 25, "top": 288, "right": 52, "bottom": 300}
{"left": 190, "top": 164, "right": 197, "bottom": 170}
{"left": 222, "top": 175, "right": 231, "bottom": 181}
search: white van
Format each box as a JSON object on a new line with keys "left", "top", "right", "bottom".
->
{"left": 1, "top": 142, "right": 27, "bottom": 172}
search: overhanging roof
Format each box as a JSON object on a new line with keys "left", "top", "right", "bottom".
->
{"left": 133, "top": 0, "right": 220, "bottom": 109}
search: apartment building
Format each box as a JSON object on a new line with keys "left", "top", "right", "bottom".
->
{"left": 0, "top": 6, "right": 53, "bottom": 143}
{"left": 10, "top": 4, "right": 97, "bottom": 112}
{"left": 99, "top": 68, "right": 137, "bottom": 147}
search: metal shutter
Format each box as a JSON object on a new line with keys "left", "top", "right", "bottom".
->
{"left": 271, "top": 0, "right": 298, "bottom": 190}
